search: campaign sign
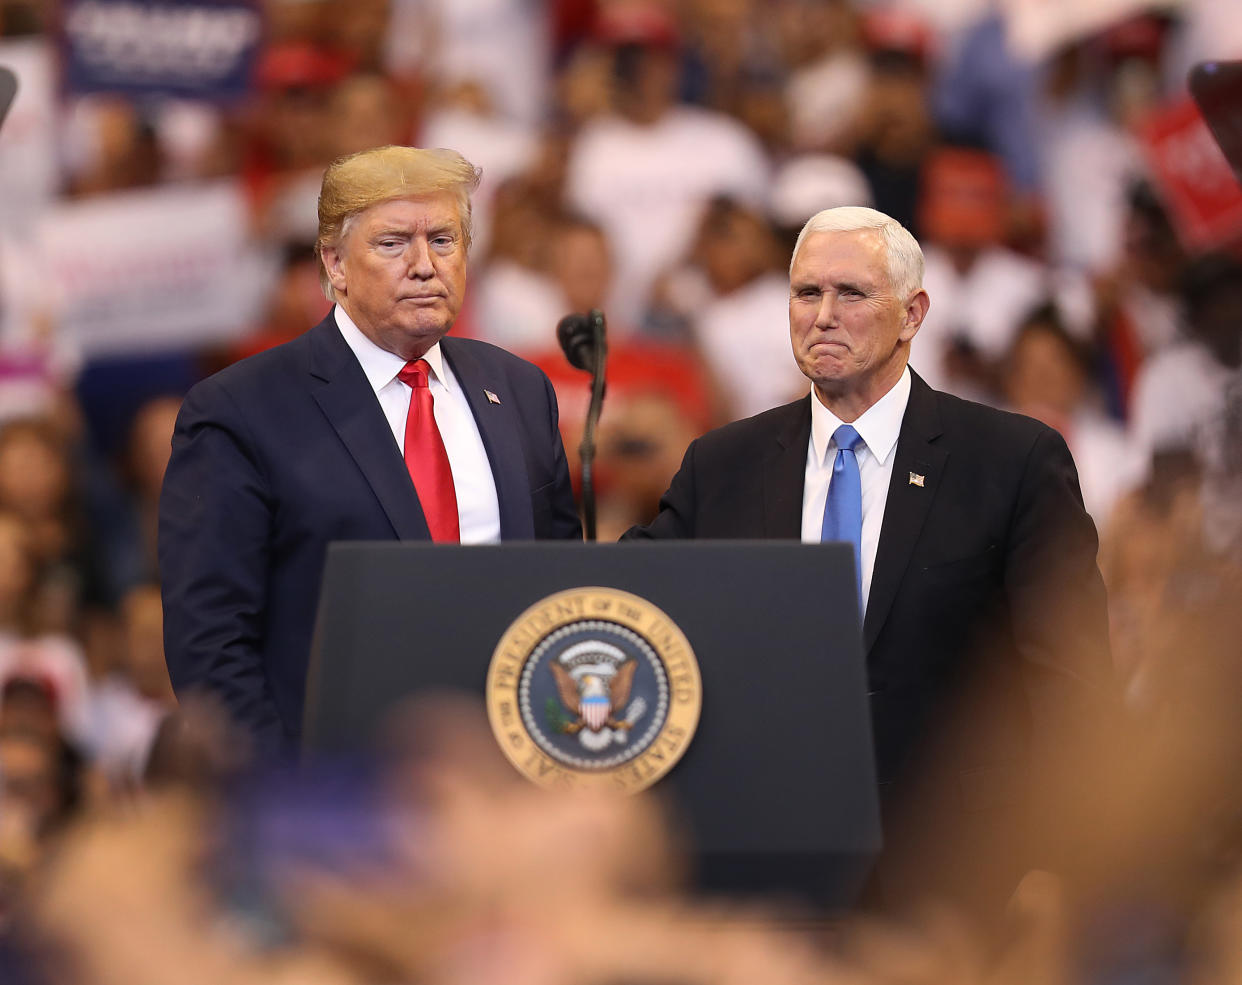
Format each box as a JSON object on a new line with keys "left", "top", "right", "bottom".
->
{"left": 60, "top": 0, "right": 263, "bottom": 102}
{"left": 0, "top": 40, "right": 59, "bottom": 232}
{"left": 1137, "top": 96, "right": 1242, "bottom": 251}
{"left": 37, "top": 180, "right": 275, "bottom": 357}
{"left": 1190, "top": 61, "right": 1242, "bottom": 186}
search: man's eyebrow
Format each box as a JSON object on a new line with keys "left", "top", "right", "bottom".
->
{"left": 834, "top": 279, "right": 875, "bottom": 294}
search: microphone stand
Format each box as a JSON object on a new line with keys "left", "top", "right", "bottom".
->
{"left": 578, "top": 310, "right": 607, "bottom": 541}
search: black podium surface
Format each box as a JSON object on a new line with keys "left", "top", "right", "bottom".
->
{"left": 304, "top": 541, "right": 881, "bottom": 906}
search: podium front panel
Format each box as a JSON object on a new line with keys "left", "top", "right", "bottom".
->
{"left": 305, "top": 541, "right": 881, "bottom": 904}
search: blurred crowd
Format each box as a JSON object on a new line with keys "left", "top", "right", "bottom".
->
{"left": 1, "top": 0, "right": 1242, "bottom": 981}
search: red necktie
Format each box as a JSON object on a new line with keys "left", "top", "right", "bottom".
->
{"left": 397, "top": 359, "right": 460, "bottom": 543}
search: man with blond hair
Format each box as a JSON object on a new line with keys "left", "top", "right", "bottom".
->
{"left": 626, "top": 206, "right": 1111, "bottom": 909}
{"left": 160, "top": 146, "right": 581, "bottom": 758}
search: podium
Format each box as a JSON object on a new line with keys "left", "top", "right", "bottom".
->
{"left": 304, "top": 541, "right": 881, "bottom": 906}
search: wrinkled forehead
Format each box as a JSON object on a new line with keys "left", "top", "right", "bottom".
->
{"left": 339, "top": 192, "right": 465, "bottom": 243}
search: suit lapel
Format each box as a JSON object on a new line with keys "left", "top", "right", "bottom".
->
{"left": 863, "top": 373, "right": 947, "bottom": 653}
{"left": 307, "top": 315, "right": 432, "bottom": 540}
{"left": 442, "top": 338, "right": 535, "bottom": 540}
{"left": 762, "top": 398, "right": 811, "bottom": 539}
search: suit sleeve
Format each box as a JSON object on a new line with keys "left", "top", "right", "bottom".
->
{"left": 1005, "top": 426, "right": 1115, "bottom": 724}
{"left": 541, "top": 372, "right": 584, "bottom": 541}
{"left": 620, "top": 438, "right": 699, "bottom": 540}
{"left": 158, "top": 378, "right": 286, "bottom": 751}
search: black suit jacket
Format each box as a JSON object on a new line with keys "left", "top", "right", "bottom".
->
{"left": 159, "top": 314, "right": 582, "bottom": 757}
{"left": 625, "top": 372, "right": 1111, "bottom": 900}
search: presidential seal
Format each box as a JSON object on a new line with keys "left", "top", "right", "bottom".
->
{"left": 486, "top": 587, "right": 702, "bottom": 793}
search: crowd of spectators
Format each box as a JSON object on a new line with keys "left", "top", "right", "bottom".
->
{"left": 0, "top": 0, "right": 1241, "bottom": 981}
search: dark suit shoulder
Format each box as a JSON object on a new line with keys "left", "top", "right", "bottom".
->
{"left": 927, "top": 387, "right": 1062, "bottom": 463}
{"left": 441, "top": 336, "right": 555, "bottom": 386}
{"left": 932, "top": 388, "right": 1045, "bottom": 436}
{"left": 690, "top": 396, "right": 809, "bottom": 459}
{"left": 200, "top": 326, "right": 554, "bottom": 396}
{"left": 187, "top": 324, "right": 561, "bottom": 410}
{"left": 442, "top": 335, "right": 531, "bottom": 366}
{"left": 621, "top": 396, "right": 808, "bottom": 541}
{"left": 187, "top": 330, "right": 314, "bottom": 408}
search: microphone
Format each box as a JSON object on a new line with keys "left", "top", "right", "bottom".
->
{"left": 557, "top": 309, "right": 606, "bottom": 374}
{"left": 0, "top": 68, "right": 16, "bottom": 132}
{"left": 556, "top": 309, "right": 608, "bottom": 541}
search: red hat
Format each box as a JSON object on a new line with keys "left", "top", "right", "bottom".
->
{"left": 593, "top": 3, "right": 681, "bottom": 49}
{"left": 919, "top": 148, "right": 1009, "bottom": 248}
{"left": 255, "top": 41, "right": 354, "bottom": 91}
{"left": 862, "top": 7, "right": 933, "bottom": 60}
{"left": 1100, "top": 14, "right": 1169, "bottom": 62}
{"left": 1, "top": 671, "right": 59, "bottom": 711}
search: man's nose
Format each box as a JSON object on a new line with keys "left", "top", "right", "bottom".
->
{"left": 815, "top": 293, "right": 838, "bottom": 328}
{"left": 406, "top": 238, "right": 435, "bottom": 278}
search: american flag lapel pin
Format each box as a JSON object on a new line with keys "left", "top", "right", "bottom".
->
{"left": 484, "top": 389, "right": 501, "bottom": 405}
{"left": 908, "top": 472, "right": 925, "bottom": 487}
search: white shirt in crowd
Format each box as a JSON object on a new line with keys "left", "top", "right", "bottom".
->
{"left": 335, "top": 305, "right": 501, "bottom": 543}
{"left": 1129, "top": 339, "right": 1237, "bottom": 474}
{"left": 913, "top": 244, "right": 1053, "bottom": 398}
{"left": 386, "top": 0, "right": 550, "bottom": 125}
{"left": 1041, "top": 104, "right": 1144, "bottom": 274}
{"left": 472, "top": 259, "right": 565, "bottom": 355}
{"left": 692, "top": 271, "right": 809, "bottom": 422}
{"left": 566, "top": 105, "right": 771, "bottom": 327}
{"left": 785, "top": 49, "right": 869, "bottom": 153}
{"left": 1061, "top": 410, "right": 1144, "bottom": 528}
{"left": 801, "top": 366, "right": 912, "bottom": 616}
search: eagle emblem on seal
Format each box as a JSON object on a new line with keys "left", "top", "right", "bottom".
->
{"left": 548, "top": 640, "right": 648, "bottom": 752}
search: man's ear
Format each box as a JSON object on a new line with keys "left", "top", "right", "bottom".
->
{"left": 321, "top": 244, "right": 348, "bottom": 296}
{"left": 899, "top": 290, "right": 930, "bottom": 343}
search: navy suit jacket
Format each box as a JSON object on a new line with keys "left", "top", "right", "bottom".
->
{"left": 159, "top": 314, "right": 582, "bottom": 756}
{"left": 624, "top": 371, "right": 1112, "bottom": 902}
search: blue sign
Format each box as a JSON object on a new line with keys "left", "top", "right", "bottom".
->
{"left": 60, "top": 0, "right": 263, "bottom": 102}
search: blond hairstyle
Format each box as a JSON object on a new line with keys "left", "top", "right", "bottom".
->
{"left": 316, "top": 145, "right": 483, "bottom": 300}
{"left": 790, "top": 206, "right": 924, "bottom": 301}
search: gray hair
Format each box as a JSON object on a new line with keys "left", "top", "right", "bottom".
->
{"left": 790, "top": 206, "right": 924, "bottom": 300}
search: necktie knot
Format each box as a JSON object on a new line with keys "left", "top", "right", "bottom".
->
{"left": 398, "top": 357, "right": 458, "bottom": 542}
{"left": 398, "top": 359, "right": 430, "bottom": 389}
{"left": 833, "top": 424, "right": 863, "bottom": 455}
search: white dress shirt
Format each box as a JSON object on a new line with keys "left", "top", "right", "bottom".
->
{"left": 801, "top": 367, "right": 912, "bottom": 614}
{"left": 335, "top": 305, "right": 502, "bottom": 543}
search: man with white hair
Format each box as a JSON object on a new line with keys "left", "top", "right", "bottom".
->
{"left": 626, "top": 206, "right": 1111, "bottom": 909}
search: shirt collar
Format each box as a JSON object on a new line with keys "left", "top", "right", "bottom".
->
{"left": 809, "top": 366, "right": 911, "bottom": 466}
{"left": 333, "top": 304, "right": 452, "bottom": 394}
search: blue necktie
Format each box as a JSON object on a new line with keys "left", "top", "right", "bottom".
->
{"left": 821, "top": 424, "right": 864, "bottom": 606}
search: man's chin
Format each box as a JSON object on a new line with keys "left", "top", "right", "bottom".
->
{"left": 799, "top": 358, "right": 851, "bottom": 388}
{"left": 380, "top": 320, "right": 454, "bottom": 360}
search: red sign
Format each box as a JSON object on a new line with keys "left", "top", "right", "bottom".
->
{"left": 1190, "top": 60, "right": 1242, "bottom": 183}
{"left": 1137, "top": 96, "right": 1242, "bottom": 250}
